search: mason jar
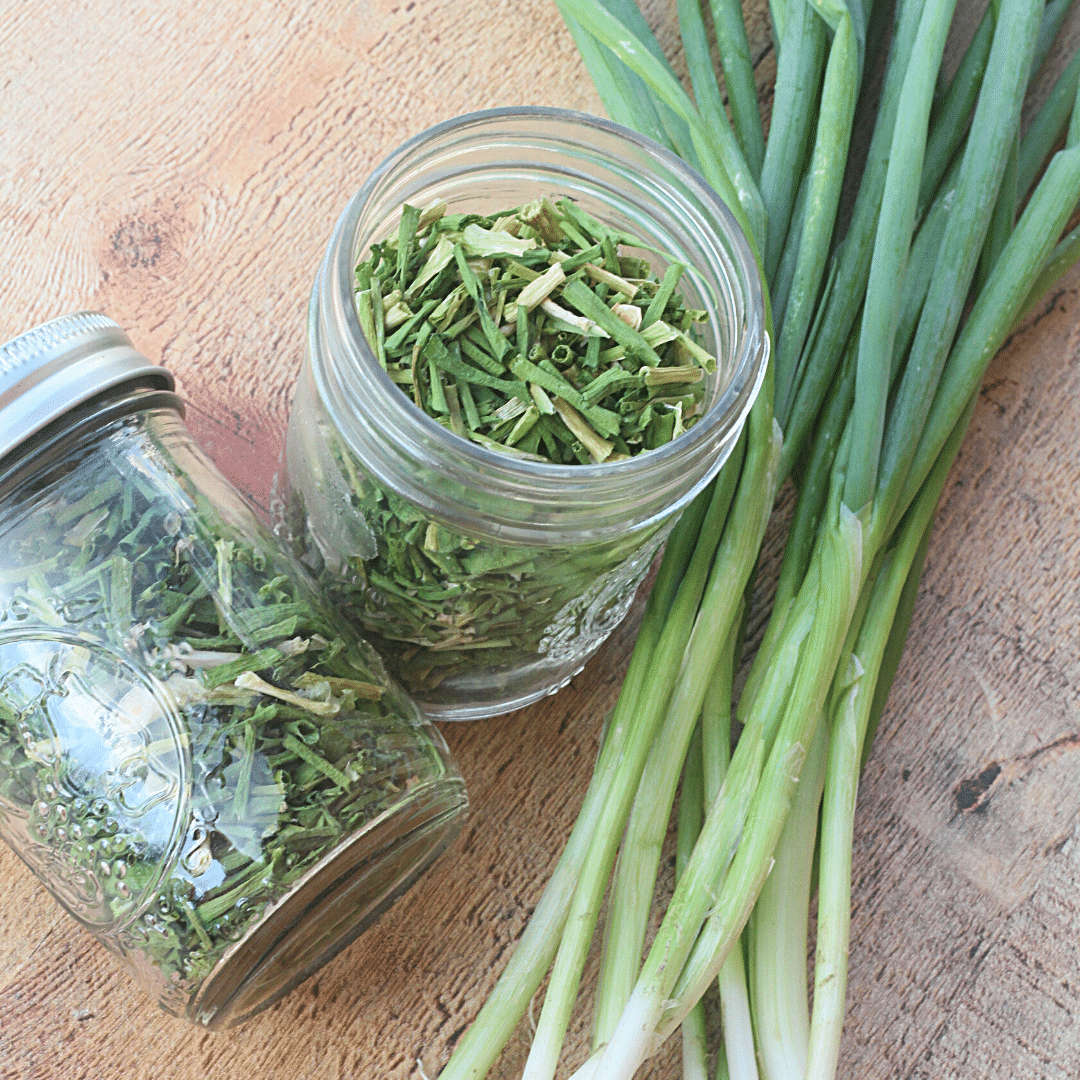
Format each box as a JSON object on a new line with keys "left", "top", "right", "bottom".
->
{"left": 283, "top": 107, "right": 767, "bottom": 720}
{"left": 0, "top": 313, "right": 468, "bottom": 1027}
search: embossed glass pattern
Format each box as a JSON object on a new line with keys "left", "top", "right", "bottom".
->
{"left": 0, "top": 383, "right": 467, "bottom": 1028}
{"left": 282, "top": 108, "right": 767, "bottom": 719}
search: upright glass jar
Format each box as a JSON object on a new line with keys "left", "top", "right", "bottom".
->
{"left": 283, "top": 107, "right": 767, "bottom": 720}
{"left": 0, "top": 313, "right": 467, "bottom": 1027}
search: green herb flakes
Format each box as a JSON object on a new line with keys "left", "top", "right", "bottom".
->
{"left": 356, "top": 197, "right": 717, "bottom": 461}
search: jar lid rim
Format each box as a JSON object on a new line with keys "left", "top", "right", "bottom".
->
{"left": 0, "top": 312, "right": 174, "bottom": 463}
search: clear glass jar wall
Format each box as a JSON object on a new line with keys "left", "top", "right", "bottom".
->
{"left": 0, "top": 388, "right": 467, "bottom": 1027}
{"left": 283, "top": 108, "right": 767, "bottom": 720}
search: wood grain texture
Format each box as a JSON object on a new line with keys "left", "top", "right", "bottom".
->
{"left": 2, "top": 1, "right": 1080, "bottom": 1078}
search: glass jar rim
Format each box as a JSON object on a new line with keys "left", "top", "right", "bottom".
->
{"left": 311, "top": 106, "right": 768, "bottom": 540}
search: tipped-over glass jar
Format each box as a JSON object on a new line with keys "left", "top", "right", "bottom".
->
{"left": 0, "top": 314, "right": 467, "bottom": 1027}
{"left": 283, "top": 107, "right": 767, "bottom": 720}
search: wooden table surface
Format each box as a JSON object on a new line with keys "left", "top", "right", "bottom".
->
{"left": 4, "top": 2, "right": 1080, "bottom": 1077}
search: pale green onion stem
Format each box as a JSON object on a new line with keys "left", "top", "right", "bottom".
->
{"left": 587, "top": 439, "right": 748, "bottom": 1051}
{"left": 805, "top": 388, "right": 977, "bottom": 1080}
{"left": 434, "top": 473, "right": 716, "bottom": 1080}
{"left": 748, "top": 718, "right": 828, "bottom": 1080}
{"left": 742, "top": 334, "right": 856, "bottom": 716}
{"left": 701, "top": 637, "right": 760, "bottom": 1080}
{"left": 658, "top": 78, "right": 1076, "bottom": 1074}
{"left": 580, "top": 393, "right": 779, "bottom": 1058}
{"left": 436, "top": 3, "right": 1080, "bottom": 1077}
{"left": 581, "top": 492, "right": 861, "bottom": 1080}
{"left": 677, "top": 724, "right": 709, "bottom": 1080}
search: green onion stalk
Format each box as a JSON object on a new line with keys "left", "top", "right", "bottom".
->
{"left": 700, "top": 627, "right": 759, "bottom": 1080}
{"left": 519, "top": 407, "right": 774, "bottom": 1080}
{"left": 570, "top": 472, "right": 864, "bottom": 1080}
{"left": 432, "top": 455, "right": 724, "bottom": 1080}
{"left": 769, "top": 0, "right": 859, "bottom": 419}
{"left": 675, "top": 723, "right": 709, "bottom": 1080}
{"left": 579, "top": 1, "right": 913, "bottom": 1061}
{"left": 775, "top": 0, "right": 924, "bottom": 458}
{"left": 680, "top": 126, "right": 1080, "bottom": 1080}
{"left": 804, "top": 393, "right": 974, "bottom": 1080}
{"left": 746, "top": 716, "right": 828, "bottom": 1080}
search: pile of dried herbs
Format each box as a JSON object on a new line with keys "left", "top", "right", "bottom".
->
{"left": 288, "top": 196, "right": 722, "bottom": 701}
{"left": 0, "top": 407, "right": 456, "bottom": 1019}
{"left": 357, "top": 195, "right": 718, "bottom": 462}
{"left": 300, "top": 465, "right": 667, "bottom": 698}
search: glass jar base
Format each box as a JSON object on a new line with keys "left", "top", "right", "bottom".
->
{"left": 416, "top": 660, "right": 591, "bottom": 721}
{"left": 189, "top": 776, "right": 467, "bottom": 1028}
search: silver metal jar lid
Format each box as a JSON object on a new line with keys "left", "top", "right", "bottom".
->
{"left": 0, "top": 312, "right": 174, "bottom": 462}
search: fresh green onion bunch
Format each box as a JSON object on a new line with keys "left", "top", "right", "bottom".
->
{"left": 428, "top": 0, "right": 1080, "bottom": 1076}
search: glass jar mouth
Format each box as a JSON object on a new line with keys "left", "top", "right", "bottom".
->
{"left": 311, "top": 106, "right": 767, "bottom": 540}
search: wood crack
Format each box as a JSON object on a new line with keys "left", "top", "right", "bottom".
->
{"left": 952, "top": 733, "right": 1080, "bottom": 817}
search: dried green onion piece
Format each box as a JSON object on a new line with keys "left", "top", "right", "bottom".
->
{"left": 353, "top": 196, "right": 716, "bottom": 462}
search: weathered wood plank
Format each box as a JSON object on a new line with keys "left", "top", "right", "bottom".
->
{"left": 2, "top": 1, "right": 1080, "bottom": 1078}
